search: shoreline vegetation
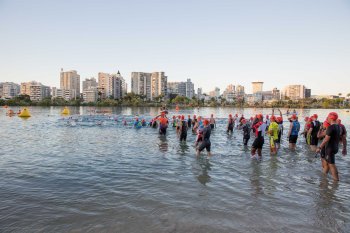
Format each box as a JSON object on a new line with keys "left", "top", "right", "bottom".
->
{"left": 1, "top": 93, "right": 349, "bottom": 109}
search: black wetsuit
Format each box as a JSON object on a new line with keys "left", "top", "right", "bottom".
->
{"left": 180, "top": 120, "right": 188, "bottom": 141}
{"left": 310, "top": 120, "right": 321, "bottom": 146}
{"left": 187, "top": 118, "right": 192, "bottom": 129}
{"left": 198, "top": 126, "right": 211, "bottom": 152}
{"left": 242, "top": 124, "right": 251, "bottom": 145}
{"left": 321, "top": 124, "right": 340, "bottom": 164}
{"left": 227, "top": 118, "right": 234, "bottom": 133}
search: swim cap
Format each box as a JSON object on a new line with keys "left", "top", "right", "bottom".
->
{"left": 229, "top": 114, "right": 232, "bottom": 117}
{"left": 181, "top": 115, "right": 185, "bottom": 120}
{"left": 270, "top": 116, "right": 276, "bottom": 121}
{"left": 312, "top": 114, "right": 318, "bottom": 119}
{"left": 323, "top": 120, "right": 330, "bottom": 128}
{"left": 242, "top": 119, "right": 247, "bottom": 124}
{"left": 203, "top": 119, "right": 209, "bottom": 125}
{"left": 277, "top": 116, "right": 283, "bottom": 122}
{"left": 304, "top": 117, "right": 309, "bottom": 122}
{"left": 291, "top": 114, "right": 297, "bottom": 120}
{"left": 188, "top": 115, "right": 190, "bottom": 117}
{"left": 257, "top": 114, "right": 263, "bottom": 120}
{"left": 336, "top": 119, "right": 341, "bottom": 124}
{"left": 327, "top": 112, "right": 338, "bottom": 121}
{"left": 250, "top": 117, "right": 254, "bottom": 121}
{"left": 266, "top": 115, "right": 269, "bottom": 119}
{"left": 194, "top": 115, "right": 196, "bottom": 118}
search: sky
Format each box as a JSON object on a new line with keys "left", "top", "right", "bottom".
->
{"left": 0, "top": 0, "right": 350, "bottom": 95}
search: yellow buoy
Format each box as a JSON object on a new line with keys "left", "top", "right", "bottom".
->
{"left": 61, "top": 107, "right": 70, "bottom": 115}
{"left": 18, "top": 108, "right": 31, "bottom": 117}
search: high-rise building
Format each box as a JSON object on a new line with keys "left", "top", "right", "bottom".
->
{"left": 98, "top": 71, "right": 126, "bottom": 99}
{"left": 0, "top": 82, "right": 20, "bottom": 99}
{"left": 236, "top": 85, "right": 245, "bottom": 96}
{"left": 272, "top": 88, "right": 281, "bottom": 100}
{"left": 282, "top": 85, "right": 306, "bottom": 100}
{"left": 209, "top": 87, "right": 220, "bottom": 98}
{"left": 167, "top": 79, "right": 194, "bottom": 99}
{"left": 131, "top": 72, "right": 152, "bottom": 99}
{"left": 151, "top": 72, "right": 167, "bottom": 100}
{"left": 222, "top": 84, "right": 236, "bottom": 102}
{"left": 21, "top": 81, "right": 51, "bottom": 101}
{"left": 131, "top": 72, "right": 167, "bottom": 100}
{"left": 60, "top": 69, "right": 80, "bottom": 98}
{"left": 197, "top": 88, "right": 203, "bottom": 100}
{"left": 252, "top": 82, "right": 263, "bottom": 94}
{"left": 52, "top": 87, "right": 76, "bottom": 101}
{"left": 305, "top": 88, "right": 311, "bottom": 98}
{"left": 82, "top": 78, "right": 97, "bottom": 91}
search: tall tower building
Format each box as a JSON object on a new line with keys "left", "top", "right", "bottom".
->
{"left": 252, "top": 82, "right": 263, "bottom": 94}
{"left": 151, "top": 72, "right": 167, "bottom": 100}
{"left": 60, "top": 69, "right": 80, "bottom": 97}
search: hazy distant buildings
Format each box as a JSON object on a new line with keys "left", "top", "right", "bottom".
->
{"left": 60, "top": 69, "right": 80, "bottom": 99}
{"left": 131, "top": 72, "right": 167, "bottom": 100}
{"left": 21, "top": 81, "right": 50, "bottom": 101}
{"left": 0, "top": 82, "right": 20, "bottom": 99}
{"left": 98, "top": 70, "right": 125, "bottom": 99}
{"left": 236, "top": 85, "right": 245, "bottom": 97}
{"left": 82, "top": 78, "right": 97, "bottom": 91}
{"left": 197, "top": 87, "right": 203, "bottom": 100}
{"left": 282, "top": 85, "right": 307, "bottom": 100}
{"left": 305, "top": 88, "right": 311, "bottom": 98}
{"left": 52, "top": 87, "right": 76, "bottom": 101}
{"left": 167, "top": 78, "right": 194, "bottom": 99}
{"left": 83, "top": 89, "right": 98, "bottom": 103}
{"left": 209, "top": 87, "right": 220, "bottom": 98}
{"left": 252, "top": 82, "right": 263, "bottom": 94}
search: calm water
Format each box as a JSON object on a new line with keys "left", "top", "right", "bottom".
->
{"left": 1, "top": 107, "right": 349, "bottom": 233}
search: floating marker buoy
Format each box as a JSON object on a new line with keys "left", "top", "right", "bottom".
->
{"left": 61, "top": 107, "right": 70, "bottom": 115}
{"left": 18, "top": 108, "right": 31, "bottom": 117}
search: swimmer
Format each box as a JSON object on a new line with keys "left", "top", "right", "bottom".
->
{"left": 316, "top": 112, "right": 344, "bottom": 181}
{"left": 209, "top": 114, "right": 216, "bottom": 129}
{"left": 239, "top": 118, "right": 251, "bottom": 146}
{"left": 227, "top": 114, "right": 234, "bottom": 134}
{"left": 187, "top": 115, "right": 192, "bottom": 129}
{"left": 196, "top": 119, "right": 212, "bottom": 156}
{"left": 251, "top": 114, "right": 266, "bottom": 159}
{"left": 336, "top": 119, "right": 347, "bottom": 155}
{"left": 268, "top": 115, "right": 279, "bottom": 155}
{"left": 308, "top": 114, "right": 321, "bottom": 151}
{"left": 287, "top": 114, "right": 300, "bottom": 150}
{"left": 179, "top": 115, "right": 188, "bottom": 142}
{"left": 158, "top": 112, "right": 168, "bottom": 135}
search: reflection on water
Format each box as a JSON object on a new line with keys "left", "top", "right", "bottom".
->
{"left": 195, "top": 156, "right": 212, "bottom": 185}
{"left": 0, "top": 107, "right": 350, "bottom": 232}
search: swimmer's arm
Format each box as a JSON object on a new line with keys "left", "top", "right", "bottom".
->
{"left": 317, "top": 135, "right": 330, "bottom": 153}
{"left": 342, "top": 133, "right": 347, "bottom": 155}
{"left": 287, "top": 122, "right": 292, "bottom": 137}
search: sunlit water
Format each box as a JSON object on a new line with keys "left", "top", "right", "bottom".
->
{"left": 1, "top": 107, "right": 349, "bottom": 233}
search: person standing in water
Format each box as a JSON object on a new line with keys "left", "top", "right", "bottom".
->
{"left": 187, "top": 115, "right": 192, "bottom": 129}
{"left": 197, "top": 119, "right": 212, "bottom": 156}
{"left": 239, "top": 118, "right": 251, "bottom": 146}
{"left": 308, "top": 114, "right": 321, "bottom": 151}
{"left": 158, "top": 113, "right": 168, "bottom": 135}
{"left": 251, "top": 114, "right": 266, "bottom": 159}
{"left": 287, "top": 114, "right": 300, "bottom": 150}
{"left": 268, "top": 115, "right": 279, "bottom": 155}
{"left": 209, "top": 114, "right": 216, "bottom": 129}
{"left": 316, "top": 112, "right": 345, "bottom": 181}
{"left": 179, "top": 115, "right": 188, "bottom": 142}
{"left": 227, "top": 114, "right": 234, "bottom": 134}
{"left": 336, "top": 119, "right": 347, "bottom": 155}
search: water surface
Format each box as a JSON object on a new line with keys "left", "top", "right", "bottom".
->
{"left": 0, "top": 107, "right": 349, "bottom": 233}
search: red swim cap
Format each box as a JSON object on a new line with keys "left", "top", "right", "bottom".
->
{"left": 304, "top": 117, "right": 309, "bottom": 122}
{"left": 291, "top": 114, "right": 297, "bottom": 120}
{"left": 277, "top": 116, "right": 283, "bottom": 122}
{"left": 328, "top": 112, "right": 338, "bottom": 121}
{"left": 229, "top": 114, "right": 232, "bottom": 117}
{"left": 323, "top": 120, "right": 330, "bottom": 128}
{"left": 242, "top": 119, "right": 247, "bottom": 124}
{"left": 270, "top": 116, "right": 276, "bottom": 121}
{"left": 203, "top": 119, "right": 209, "bottom": 125}
{"left": 313, "top": 114, "right": 318, "bottom": 119}
{"left": 181, "top": 115, "right": 185, "bottom": 120}
{"left": 257, "top": 114, "right": 263, "bottom": 120}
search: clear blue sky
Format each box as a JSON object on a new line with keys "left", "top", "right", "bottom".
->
{"left": 0, "top": 0, "right": 349, "bottom": 95}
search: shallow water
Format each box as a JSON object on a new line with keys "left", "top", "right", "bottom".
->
{"left": 0, "top": 107, "right": 349, "bottom": 233}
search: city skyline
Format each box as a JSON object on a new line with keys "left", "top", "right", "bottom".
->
{"left": 1, "top": 0, "right": 350, "bottom": 95}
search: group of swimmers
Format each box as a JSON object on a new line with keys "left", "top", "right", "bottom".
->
{"left": 140, "top": 109, "right": 347, "bottom": 181}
